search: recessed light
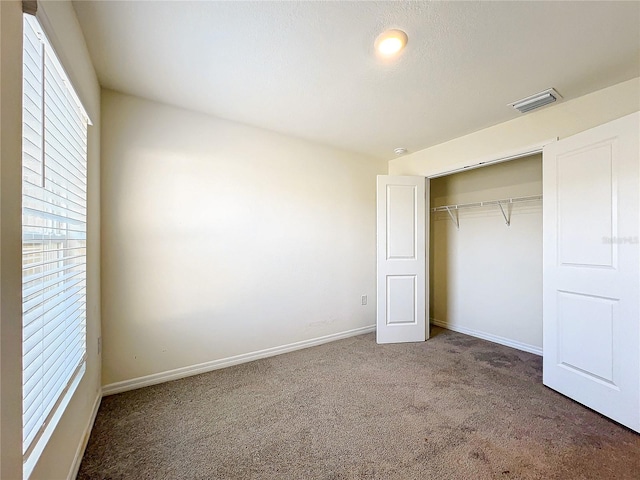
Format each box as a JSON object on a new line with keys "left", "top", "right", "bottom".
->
{"left": 375, "top": 29, "right": 408, "bottom": 57}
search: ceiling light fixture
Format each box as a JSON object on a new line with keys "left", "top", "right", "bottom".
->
{"left": 375, "top": 29, "right": 408, "bottom": 57}
{"left": 509, "top": 88, "right": 563, "bottom": 114}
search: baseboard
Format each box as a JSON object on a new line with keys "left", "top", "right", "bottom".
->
{"left": 67, "top": 390, "right": 101, "bottom": 480}
{"left": 430, "top": 319, "right": 543, "bottom": 356}
{"left": 102, "top": 325, "right": 376, "bottom": 396}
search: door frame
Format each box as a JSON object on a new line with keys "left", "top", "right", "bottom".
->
{"left": 421, "top": 138, "right": 556, "bottom": 348}
{"left": 425, "top": 139, "right": 557, "bottom": 180}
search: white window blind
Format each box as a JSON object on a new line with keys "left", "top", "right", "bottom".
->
{"left": 22, "top": 14, "right": 88, "bottom": 458}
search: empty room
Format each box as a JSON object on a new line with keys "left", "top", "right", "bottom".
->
{"left": 1, "top": 1, "right": 640, "bottom": 479}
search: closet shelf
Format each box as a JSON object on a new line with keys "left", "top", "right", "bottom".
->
{"left": 431, "top": 194, "right": 542, "bottom": 228}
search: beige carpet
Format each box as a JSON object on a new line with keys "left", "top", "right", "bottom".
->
{"left": 78, "top": 327, "right": 640, "bottom": 479}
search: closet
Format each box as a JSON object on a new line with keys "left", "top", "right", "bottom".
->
{"left": 377, "top": 112, "right": 640, "bottom": 433}
{"left": 429, "top": 154, "right": 543, "bottom": 354}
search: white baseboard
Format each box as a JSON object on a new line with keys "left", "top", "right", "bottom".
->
{"left": 102, "top": 325, "right": 376, "bottom": 396}
{"left": 430, "top": 319, "right": 543, "bottom": 356}
{"left": 67, "top": 391, "right": 101, "bottom": 480}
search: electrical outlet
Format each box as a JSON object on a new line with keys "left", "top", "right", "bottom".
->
{"left": 361, "top": 295, "right": 367, "bottom": 305}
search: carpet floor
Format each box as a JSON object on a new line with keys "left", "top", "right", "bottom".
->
{"left": 77, "top": 327, "right": 640, "bottom": 479}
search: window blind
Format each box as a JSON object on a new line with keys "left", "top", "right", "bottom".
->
{"left": 22, "top": 14, "right": 88, "bottom": 457}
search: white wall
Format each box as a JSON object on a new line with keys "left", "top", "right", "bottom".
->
{"left": 101, "top": 90, "right": 387, "bottom": 388}
{"left": 0, "top": 1, "right": 101, "bottom": 479}
{"left": 430, "top": 155, "right": 542, "bottom": 352}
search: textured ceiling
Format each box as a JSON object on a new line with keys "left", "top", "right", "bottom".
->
{"left": 73, "top": 1, "right": 640, "bottom": 159}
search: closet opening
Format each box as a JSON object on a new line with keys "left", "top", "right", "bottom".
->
{"left": 428, "top": 154, "right": 543, "bottom": 355}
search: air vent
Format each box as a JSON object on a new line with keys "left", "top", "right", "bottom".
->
{"left": 509, "top": 88, "right": 562, "bottom": 114}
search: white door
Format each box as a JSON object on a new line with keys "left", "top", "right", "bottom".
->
{"left": 376, "top": 175, "right": 427, "bottom": 344}
{"left": 543, "top": 112, "right": 640, "bottom": 432}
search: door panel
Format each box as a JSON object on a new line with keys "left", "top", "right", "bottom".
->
{"left": 376, "top": 176, "right": 427, "bottom": 343}
{"left": 543, "top": 112, "right": 639, "bottom": 432}
{"left": 557, "top": 141, "right": 615, "bottom": 268}
{"left": 386, "top": 275, "right": 417, "bottom": 325}
{"left": 557, "top": 291, "right": 616, "bottom": 383}
{"left": 387, "top": 185, "right": 417, "bottom": 259}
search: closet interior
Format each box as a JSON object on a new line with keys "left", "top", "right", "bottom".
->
{"left": 429, "top": 154, "right": 543, "bottom": 354}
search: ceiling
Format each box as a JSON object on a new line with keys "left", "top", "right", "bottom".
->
{"left": 72, "top": 1, "right": 640, "bottom": 160}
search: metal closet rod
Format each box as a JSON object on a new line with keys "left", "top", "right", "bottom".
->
{"left": 431, "top": 194, "right": 542, "bottom": 228}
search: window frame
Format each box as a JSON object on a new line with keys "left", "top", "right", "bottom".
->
{"left": 21, "top": 12, "right": 90, "bottom": 476}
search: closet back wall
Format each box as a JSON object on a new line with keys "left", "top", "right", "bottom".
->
{"left": 430, "top": 155, "right": 543, "bottom": 352}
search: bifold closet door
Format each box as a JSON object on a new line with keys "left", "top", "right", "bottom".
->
{"left": 376, "top": 175, "right": 428, "bottom": 344}
{"left": 543, "top": 112, "right": 640, "bottom": 432}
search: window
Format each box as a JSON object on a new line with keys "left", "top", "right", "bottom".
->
{"left": 21, "top": 13, "right": 89, "bottom": 463}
